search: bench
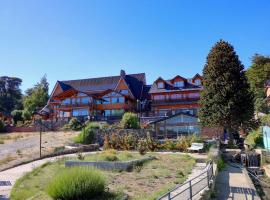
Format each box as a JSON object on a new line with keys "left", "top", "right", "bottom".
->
{"left": 187, "top": 143, "right": 204, "bottom": 152}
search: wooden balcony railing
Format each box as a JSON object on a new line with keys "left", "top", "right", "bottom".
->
{"left": 151, "top": 97, "right": 200, "bottom": 105}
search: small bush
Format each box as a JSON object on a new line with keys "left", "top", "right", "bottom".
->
{"left": 163, "top": 139, "right": 177, "bottom": 150}
{"left": 146, "top": 132, "right": 158, "bottom": 151}
{"left": 122, "top": 134, "right": 137, "bottom": 150}
{"left": 102, "top": 149, "right": 118, "bottom": 161}
{"left": 217, "top": 157, "right": 225, "bottom": 171}
{"left": 69, "top": 117, "right": 82, "bottom": 130}
{"left": 176, "top": 136, "right": 189, "bottom": 152}
{"left": 74, "top": 122, "right": 99, "bottom": 144}
{"left": 11, "top": 110, "right": 23, "bottom": 125}
{"left": 47, "top": 167, "right": 106, "bottom": 200}
{"left": 137, "top": 139, "right": 147, "bottom": 155}
{"left": 120, "top": 112, "right": 140, "bottom": 129}
{"left": 103, "top": 134, "right": 111, "bottom": 150}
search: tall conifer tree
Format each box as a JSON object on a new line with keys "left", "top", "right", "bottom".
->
{"left": 199, "top": 40, "right": 254, "bottom": 131}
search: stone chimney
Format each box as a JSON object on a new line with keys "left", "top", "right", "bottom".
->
{"left": 120, "top": 69, "right": 126, "bottom": 78}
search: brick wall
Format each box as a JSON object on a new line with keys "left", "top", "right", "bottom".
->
{"left": 200, "top": 126, "right": 223, "bottom": 139}
{"left": 5, "top": 125, "right": 38, "bottom": 133}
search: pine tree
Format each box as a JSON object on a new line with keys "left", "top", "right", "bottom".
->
{"left": 199, "top": 40, "right": 254, "bottom": 131}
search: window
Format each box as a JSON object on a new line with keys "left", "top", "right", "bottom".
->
{"left": 62, "top": 98, "right": 70, "bottom": 105}
{"left": 188, "top": 93, "right": 200, "bottom": 98}
{"left": 174, "top": 81, "right": 184, "bottom": 87}
{"left": 71, "top": 98, "right": 76, "bottom": 105}
{"left": 171, "top": 94, "right": 182, "bottom": 99}
{"left": 103, "top": 97, "right": 110, "bottom": 104}
{"left": 153, "top": 95, "right": 165, "bottom": 100}
{"left": 104, "top": 110, "right": 110, "bottom": 117}
{"left": 82, "top": 97, "right": 90, "bottom": 104}
{"left": 157, "top": 82, "right": 164, "bottom": 89}
{"left": 77, "top": 92, "right": 86, "bottom": 97}
{"left": 111, "top": 109, "right": 124, "bottom": 116}
{"left": 72, "top": 109, "right": 89, "bottom": 116}
{"left": 120, "top": 89, "right": 129, "bottom": 95}
{"left": 194, "top": 79, "right": 201, "bottom": 86}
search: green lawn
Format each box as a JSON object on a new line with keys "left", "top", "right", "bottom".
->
{"left": 10, "top": 152, "right": 196, "bottom": 200}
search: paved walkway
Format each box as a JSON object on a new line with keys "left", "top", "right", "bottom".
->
{"left": 214, "top": 164, "right": 261, "bottom": 200}
{"left": 0, "top": 152, "right": 97, "bottom": 200}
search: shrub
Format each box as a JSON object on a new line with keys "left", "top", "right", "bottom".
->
{"left": 122, "top": 134, "right": 137, "bottom": 150}
{"left": 0, "top": 120, "right": 5, "bottom": 132}
{"left": 137, "top": 139, "right": 147, "bottom": 155}
{"left": 188, "top": 134, "right": 202, "bottom": 144}
{"left": 146, "top": 132, "right": 158, "bottom": 151}
{"left": 22, "top": 110, "right": 31, "bottom": 121}
{"left": 11, "top": 110, "right": 23, "bottom": 125}
{"left": 74, "top": 122, "right": 99, "bottom": 144}
{"left": 163, "top": 139, "right": 177, "bottom": 150}
{"left": 47, "top": 167, "right": 106, "bottom": 200}
{"left": 120, "top": 112, "right": 140, "bottom": 129}
{"left": 103, "top": 134, "right": 111, "bottom": 150}
{"left": 102, "top": 150, "right": 118, "bottom": 161}
{"left": 176, "top": 136, "right": 189, "bottom": 152}
{"left": 245, "top": 128, "right": 264, "bottom": 149}
{"left": 217, "top": 157, "right": 225, "bottom": 171}
{"left": 110, "top": 133, "right": 119, "bottom": 149}
{"left": 69, "top": 117, "right": 82, "bottom": 130}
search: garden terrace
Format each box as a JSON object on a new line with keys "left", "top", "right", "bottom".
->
{"left": 10, "top": 151, "right": 196, "bottom": 200}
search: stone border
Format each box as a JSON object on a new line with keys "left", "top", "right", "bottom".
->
{"left": 65, "top": 156, "right": 155, "bottom": 171}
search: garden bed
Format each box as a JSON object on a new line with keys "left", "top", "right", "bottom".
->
{"left": 10, "top": 152, "right": 196, "bottom": 200}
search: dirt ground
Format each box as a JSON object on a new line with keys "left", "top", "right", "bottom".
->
{"left": 0, "top": 131, "right": 80, "bottom": 171}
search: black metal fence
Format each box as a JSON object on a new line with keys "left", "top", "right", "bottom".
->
{"left": 157, "top": 160, "right": 214, "bottom": 200}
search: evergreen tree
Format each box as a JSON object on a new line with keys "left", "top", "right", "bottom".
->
{"left": 199, "top": 40, "right": 254, "bottom": 131}
{"left": 23, "top": 75, "right": 49, "bottom": 114}
{"left": 0, "top": 76, "right": 22, "bottom": 114}
{"left": 246, "top": 54, "right": 270, "bottom": 113}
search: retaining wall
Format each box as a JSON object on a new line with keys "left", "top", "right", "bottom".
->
{"left": 65, "top": 156, "right": 155, "bottom": 171}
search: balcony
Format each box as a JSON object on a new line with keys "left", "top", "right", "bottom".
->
{"left": 58, "top": 102, "right": 92, "bottom": 109}
{"left": 151, "top": 97, "right": 200, "bottom": 106}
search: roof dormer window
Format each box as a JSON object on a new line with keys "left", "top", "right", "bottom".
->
{"left": 174, "top": 81, "right": 184, "bottom": 87}
{"left": 194, "top": 79, "right": 201, "bottom": 86}
{"left": 157, "top": 82, "right": 164, "bottom": 89}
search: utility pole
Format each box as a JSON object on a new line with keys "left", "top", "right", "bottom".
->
{"left": 39, "top": 119, "right": 42, "bottom": 158}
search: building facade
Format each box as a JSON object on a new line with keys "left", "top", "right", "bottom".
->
{"left": 148, "top": 74, "right": 203, "bottom": 116}
{"left": 45, "top": 70, "right": 149, "bottom": 121}
{"left": 44, "top": 71, "right": 202, "bottom": 123}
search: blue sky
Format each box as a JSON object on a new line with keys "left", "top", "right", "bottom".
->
{"left": 0, "top": 0, "right": 270, "bottom": 93}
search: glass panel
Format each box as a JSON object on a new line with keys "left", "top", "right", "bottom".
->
{"left": 174, "top": 81, "right": 184, "bottom": 87}
{"left": 120, "top": 89, "right": 129, "bottom": 95}
{"left": 82, "top": 97, "right": 90, "bottom": 104}
{"left": 103, "top": 97, "right": 110, "bottom": 104}
{"left": 62, "top": 98, "right": 70, "bottom": 105}
{"left": 72, "top": 109, "right": 89, "bottom": 116}
{"left": 104, "top": 110, "right": 110, "bottom": 117}
{"left": 157, "top": 82, "right": 164, "bottom": 88}
{"left": 111, "top": 109, "right": 124, "bottom": 116}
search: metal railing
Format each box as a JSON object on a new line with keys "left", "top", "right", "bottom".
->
{"left": 157, "top": 160, "right": 214, "bottom": 200}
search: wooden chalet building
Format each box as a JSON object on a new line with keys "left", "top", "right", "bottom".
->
{"left": 149, "top": 74, "right": 203, "bottom": 116}
{"left": 45, "top": 70, "right": 149, "bottom": 121}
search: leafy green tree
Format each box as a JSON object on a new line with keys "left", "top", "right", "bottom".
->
{"left": 0, "top": 76, "right": 22, "bottom": 114}
{"left": 199, "top": 40, "right": 254, "bottom": 131}
{"left": 23, "top": 75, "right": 49, "bottom": 114}
{"left": 246, "top": 54, "right": 270, "bottom": 113}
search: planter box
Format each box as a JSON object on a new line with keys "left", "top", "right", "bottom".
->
{"left": 65, "top": 156, "right": 155, "bottom": 171}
